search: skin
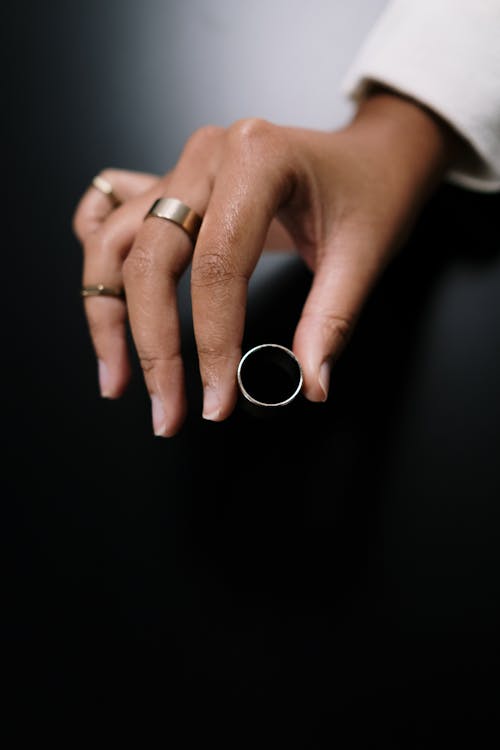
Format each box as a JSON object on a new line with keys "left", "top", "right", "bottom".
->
{"left": 73, "top": 90, "right": 458, "bottom": 437}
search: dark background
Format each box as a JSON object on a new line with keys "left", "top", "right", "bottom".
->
{"left": 3, "top": 1, "right": 500, "bottom": 743}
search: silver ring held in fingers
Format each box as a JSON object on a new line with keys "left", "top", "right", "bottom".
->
{"left": 237, "top": 344, "right": 303, "bottom": 412}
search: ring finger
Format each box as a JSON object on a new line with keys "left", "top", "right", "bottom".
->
{"left": 80, "top": 175, "right": 167, "bottom": 399}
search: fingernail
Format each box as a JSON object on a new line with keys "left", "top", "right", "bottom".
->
{"left": 151, "top": 394, "right": 169, "bottom": 437}
{"left": 318, "top": 360, "right": 331, "bottom": 402}
{"left": 98, "top": 359, "right": 112, "bottom": 398}
{"left": 202, "top": 386, "right": 221, "bottom": 421}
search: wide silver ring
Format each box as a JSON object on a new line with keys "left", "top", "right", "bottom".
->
{"left": 146, "top": 197, "right": 202, "bottom": 244}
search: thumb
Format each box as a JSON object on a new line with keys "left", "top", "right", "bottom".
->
{"left": 293, "top": 234, "right": 383, "bottom": 402}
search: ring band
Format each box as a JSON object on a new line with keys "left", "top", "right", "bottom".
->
{"left": 146, "top": 197, "right": 202, "bottom": 244}
{"left": 92, "top": 175, "right": 121, "bottom": 207}
{"left": 81, "top": 284, "right": 125, "bottom": 300}
{"left": 237, "top": 344, "right": 303, "bottom": 412}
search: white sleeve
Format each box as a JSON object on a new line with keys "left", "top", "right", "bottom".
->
{"left": 341, "top": 0, "right": 500, "bottom": 192}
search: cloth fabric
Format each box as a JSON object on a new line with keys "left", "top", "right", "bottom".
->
{"left": 342, "top": 0, "right": 500, "bottom": 192}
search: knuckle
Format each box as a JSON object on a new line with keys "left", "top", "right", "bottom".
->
{"left": 229, "top": 117, "right": 274, "bottom": 152}
{"left": 197, "top": 343, "right": 237, "bottom": 362}
{"left": 191, "top": 251, "right": 237, "bottom": 289}
{"left": 138, "top": 354, "right": 161, "bottom": 375}
{"left": 196, "top": 345, "right": 221, "bottom": 371}
{"left": 197, "top": 343, "right": 240, "bottom": 382}
{"left": 136, "top": 350, "right": 175, "bottom": 376}
{"left": 183, "top": 124, "right": 224, "bottom": 155}
{"left": 122, "top": 244, "right": 155, "bottom": 284}
{"left": 303, "top": 309, "right": 354, "bottom": 345}
{"left": 320, "top": 311, "right": 354, "bottom": 343}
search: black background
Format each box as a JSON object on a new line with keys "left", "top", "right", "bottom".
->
{"left": 3, "top": 2, "right": 500, "bottom": 744}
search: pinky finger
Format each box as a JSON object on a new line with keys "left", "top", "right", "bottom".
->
{"left": 84, "top": 296, "right": 131, "bottom": 398}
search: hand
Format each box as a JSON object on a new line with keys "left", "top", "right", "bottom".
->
{"left": 73, "top": 91, "right": 456, "bottom": 436}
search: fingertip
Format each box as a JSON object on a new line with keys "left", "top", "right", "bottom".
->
{"left": 302, "top": 365, "right": 330, "bottom": 403}
{"left": 318, "top": 360, "right": 331, "bottom": 401}
{"left": 294, "top": 308, "right": 351, "bottom": 404}
{"left": 98, "top": 357, "right": 130, "bottom": 399}
{"left": 293, "top": 329, "right": 332, "bottom": 404}
{"left": 202, "top": 379, "right": 238, "bottom": 422}
{"left": 98, "top": 358, "right": 112, "bottom": 397}
{"left": 151, "top": 393, "right": 186, "bottom": 437}
{"left": 202, "top": 386, "right": 221, "bottom": 421}
{"left": 151, "top": 394, "right": 168, "bottom": 436}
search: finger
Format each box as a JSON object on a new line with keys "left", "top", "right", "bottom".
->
{"left": 292, "top": 228, "right": 384, "bottom": 402}
{"left": 82, "top": 179, "right": 172, "bottom": 398}
{"left": 73, "top": 167, "right": 159, "bottom": 242}
{"left": 264, "top": 217, "right": 295, "bottom": 251}
{"left": 123, "top": 126, "right": 224, "bottom": 436}
{"left": 191, "top": 119, "right": 290, "bottom": 421}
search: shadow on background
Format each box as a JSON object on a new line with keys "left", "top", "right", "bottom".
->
{"left": 2, "top": 1, "right": 500, "bottom": 743}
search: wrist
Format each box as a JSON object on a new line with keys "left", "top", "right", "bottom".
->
{"left": 347, "top": 87, "right": 458, "bottom": 197}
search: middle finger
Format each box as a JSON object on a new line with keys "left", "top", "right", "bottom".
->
{"left": 123, "top": 126, "right": 224, "bottom": 436}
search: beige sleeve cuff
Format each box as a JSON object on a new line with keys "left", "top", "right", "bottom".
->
{"left": 342, "top": 0, "right": 500, "bottom": 192}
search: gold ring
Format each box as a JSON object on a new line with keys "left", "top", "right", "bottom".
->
{"left": 91, "top": 175, "right": 121, "bottom": 207}
{"left": 145, "top": 197, "right": 202, "bottom": 244}
{"left": 81, "top": 284, "right": 125, "bottom": 300}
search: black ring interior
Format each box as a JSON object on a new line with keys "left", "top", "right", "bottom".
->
{"left": 239, "top": 346, "right": 301, "bottom": 406}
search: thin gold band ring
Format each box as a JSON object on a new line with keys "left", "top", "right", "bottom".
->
{"left": 81, "top": 284, "right": 125, "bottom": 300}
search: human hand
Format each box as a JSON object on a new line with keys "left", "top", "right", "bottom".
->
{"left": 73, "top": 91, "right": 456, "bottom": 436}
